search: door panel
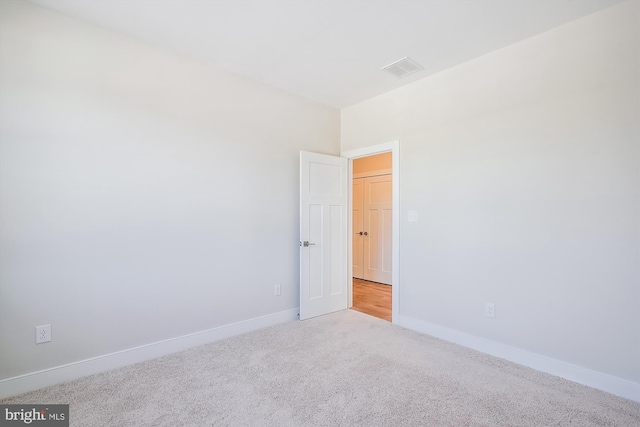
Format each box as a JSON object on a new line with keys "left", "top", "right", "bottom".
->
{"left": 365, "top": 209, "right": 379, "bottom": 271}
{"left": 308, "top": 203, "right": 323, "bottom": 299}
{"left": 329, "top": 205, "right": 343, "bottom": 295}
{"left": 300, "top": 151, "right": 348, "bottom": 320}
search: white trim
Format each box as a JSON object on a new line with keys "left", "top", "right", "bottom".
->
{"left": 341, "top": 142, "right": 396, "bottom": 160}
{"left": 341, "top": 140, "right": 400, "bottom": 324}
{"left": 397, "top": 314, "right": 640, "bottom": 403}
{"left": 0, "top": 308, "right": 299, "bottom": 399}
{"left": 346, "top": 157, "right": 354, "bottom": 309}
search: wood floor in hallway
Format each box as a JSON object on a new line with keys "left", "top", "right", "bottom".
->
{"left": 351, "top": 278, "right": 392, "bottom": 321}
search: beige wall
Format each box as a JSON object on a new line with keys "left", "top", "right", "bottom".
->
{"left": 0, "top": 0, "right": 339, "bottom": 382}
{"left": 342, "top": 1, "right": 640, "bottom": 385}
{"left": 353, "top": 152, "right": 392, "bottom": 176}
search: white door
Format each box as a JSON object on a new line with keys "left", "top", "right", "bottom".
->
{"left": 299, "top": 151, "right": 348, "bottom": 320}
{"left": 352, "top": 178, "right": 364, "bottom": 279}
{"left": 363, "top": 175, "right": 392, "bottom": 284}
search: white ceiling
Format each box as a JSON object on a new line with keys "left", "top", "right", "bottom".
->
{"left": 29, "top": 0, "right": 625, "bottom": 109}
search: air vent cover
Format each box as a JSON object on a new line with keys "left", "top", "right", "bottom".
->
{"left": 381, "top": 57, "right": 423, "bottom": 78}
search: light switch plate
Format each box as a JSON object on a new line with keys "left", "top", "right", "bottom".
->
{"left": 408, "top": 210, "right": 419, "bottom": 222}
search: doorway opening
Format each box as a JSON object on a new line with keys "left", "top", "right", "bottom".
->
{"left": 351, "top": 153, "right": 392, "bottom": 321}
{"left": 341, "top": 141, "right": 400, "bottom": 324}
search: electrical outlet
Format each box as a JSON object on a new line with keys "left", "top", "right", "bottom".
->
{"left": 35, "top": 324, "right": 51, "bottom": 344}
{"left": 485, "top": 303, "right": 495, "bottom": 318}
{"left": 274, "top": 284, "right": 281, "bottom": 296}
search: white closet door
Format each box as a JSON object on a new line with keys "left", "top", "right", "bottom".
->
{"left": 363, "top": 175, "right": 392, "bottom": 284}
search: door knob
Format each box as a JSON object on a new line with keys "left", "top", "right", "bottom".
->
{"left": 357, "top": 231, "right": 363, "bottom": 235}
{"left": 363, "top": 231, "right": 368, "bottom": 236}
{"left": 301, "top": 241, "right": 316, "bottom": 247}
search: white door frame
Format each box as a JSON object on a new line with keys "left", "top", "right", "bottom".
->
{"left": 341, "top": 140, "right": 400, "bottom": 324}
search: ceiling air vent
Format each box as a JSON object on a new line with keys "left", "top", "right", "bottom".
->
{"left": 381, "top": 57, "right": 423, "bottom": 78}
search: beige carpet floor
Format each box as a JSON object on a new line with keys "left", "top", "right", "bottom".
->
{"left": 2, "top": 310, "right": 640, "bottom": 426}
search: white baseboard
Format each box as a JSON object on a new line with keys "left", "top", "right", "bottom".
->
{"left": 397, "top": 314, "right": 640, "bottom": 403}
{"left": 0, "top": 308, "right": 299, "bottom": 400}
